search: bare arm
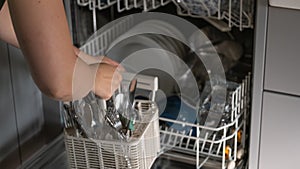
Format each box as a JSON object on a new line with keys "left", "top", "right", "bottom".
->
{"left": 0, "top": 1, "right": 18, "bottom": 47}
{"left": 0, "top": 2, "right": 118, "bottom": 66}
{"left": 3, "top": 0, "right": 122, "bottom": 101}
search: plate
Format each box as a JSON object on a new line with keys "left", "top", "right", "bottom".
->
{"left": 107, "top": 34, "right": 179, "bottom": 96}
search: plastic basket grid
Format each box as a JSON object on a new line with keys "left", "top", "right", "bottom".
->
{"left": 65, "top": 101, "right": 160, "bottom": 169}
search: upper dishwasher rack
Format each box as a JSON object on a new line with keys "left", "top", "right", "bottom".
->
{"left": 76, "top": 0, "right": 254, "bottom": 31}
{"left": 77, "top": 0, "right": 171, "bottom": 11}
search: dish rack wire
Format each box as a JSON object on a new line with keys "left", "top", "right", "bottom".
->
{"left": 76, "top": 0, "right": 253, "bottom": 31}
{"left": 159, "top": 73, "right": 251, "bottom": 169}
{"left": 77, "top": 0, "right": 171, "bottom": 12}
{"left": 173, "top": 0, "right": 254, "bottom": 31}
{"left": 79, "top": 16, "right": 135, "bottom": 56}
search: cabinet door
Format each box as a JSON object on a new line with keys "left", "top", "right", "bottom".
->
{"left": 0, "top": 41, "right": 21, "bottom": 168}
{"left": 265, "top": 7, "right": 300, "bottom": 96}
{"left": 8, "top": 46, "right": 46, "bottom": 161}
{"left": 8, "top": 46, "right": 63, "bottom": 165}
{"left": 259, "top": 92, "right": 300, "bottom": 169}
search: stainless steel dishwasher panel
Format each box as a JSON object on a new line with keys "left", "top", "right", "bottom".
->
{"left": 0, "top": 41, "right": 21, "bottom": 169}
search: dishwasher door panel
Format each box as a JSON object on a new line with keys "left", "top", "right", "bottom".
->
{"left": 8, "top": 46, "right": 45, "bottom": 161}
{"left": 265, "top": 7, "right": 300, "bottom": 96}
{"left": 0, "top": 41, "right": 21, "bottom": 168}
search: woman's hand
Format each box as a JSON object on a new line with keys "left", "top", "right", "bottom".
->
{"left": 73, "top": 49, "right": 124, "bottom": 100}
{"left": 94, "top": 63, "right": 123, "bottom": 100}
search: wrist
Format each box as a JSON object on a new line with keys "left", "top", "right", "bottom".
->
{"left": 72, "top": 53, "right": 98, "bottom": 100}
{"left": 75, "top": 49, "right": 104, "bottom": 65}
{"left": 73, "top": 46, "right": 80, "bottom": 56}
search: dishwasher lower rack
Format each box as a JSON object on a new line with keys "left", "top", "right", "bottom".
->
{"left": 159, "top": 73, "right": 251, "bottom": 169}
{"left": 64, "top": 100, "right": 160, "bottom": 169}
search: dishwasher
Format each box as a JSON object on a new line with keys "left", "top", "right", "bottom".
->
{"left": 62, "top": 0, "right": 254, "bottom": 169}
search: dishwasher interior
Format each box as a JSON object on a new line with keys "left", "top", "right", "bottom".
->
{"left": 64, "top": 0, "right": 254, "bottom": 169}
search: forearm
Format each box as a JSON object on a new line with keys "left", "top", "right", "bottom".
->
{"left": 0, "top": 2, "right": 89, "bottom": 100}
{"left": 6, "top": 0, "right": 86, "bottom": 101}
{"left": 0, "top": 1, "right": 19, "bottom": 47}
{"left": 0, "top": 1, "right": 81, "bottom": 57}
{"left": 4, "top": 0, "right": 121, "bottom": 101}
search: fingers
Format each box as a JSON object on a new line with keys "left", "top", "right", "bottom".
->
{"left": 101, "top": 57, "right": 119, "bottom": 66}
{"left": 102, "top": 57, "right": 126, "bottom": 72}
{"left": 77, "top": 51, "right": 123, "bottom": 69}
{"left": 74, "top": 51, "right": 125, "bottom": 100}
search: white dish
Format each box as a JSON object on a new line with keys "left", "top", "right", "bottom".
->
{"left": 107, "top": 34, "right": 180, "bottom": 96}
{"left": 139, "top": 20, "right": 186, "bottom": 56}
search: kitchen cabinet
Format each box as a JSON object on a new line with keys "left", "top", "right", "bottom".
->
{"left": 8, "top": 46, "right": 45, "bottom": 161}
{"left": 265, "top": 7, "right": 300, "bottom": 96}
{"left": 259, "top": 92, "right": 300, "bottom": 169}
{"left": 259, "top": 6, "right": 300, "bottom": 169}
{"left": 0, "top": 41, "right": 21, "bottom": 168}
{"left": 0, "top": 43, "right": 64, "bottom": 168}
{"left": 269, "top": 0, "right": 300, "bottom": 10}
{"left": 250, "top": 3, "right": 300, "bottom": 169}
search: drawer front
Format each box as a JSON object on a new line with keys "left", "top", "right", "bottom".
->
{"left": 259, "top": 92, "right": 300, "bottom": 169}
{"left": 265, "top": 7, "right": 300, "bottom": 96}
{"left": 269, "top": 0, "right": 300, "bottom": 10}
